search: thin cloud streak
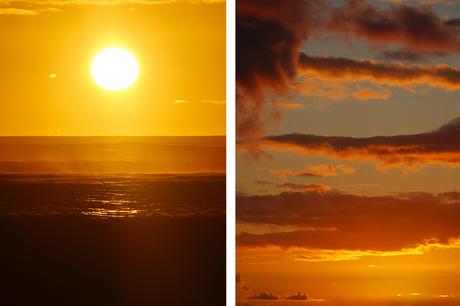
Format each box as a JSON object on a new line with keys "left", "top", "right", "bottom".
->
{"left": 0, "top": 8, "right": 38, "bottom": 15}
{"left": 272, "top": 102, "right": 304, "bottom": 110}
{"left": 258, "top": 117, "right": 460, "bottom": 169}
{"left": 299, "top": 53, "right": 460, "bottom": 91}
{"left": 0, "top": 0, "right": 224, "bottom": 15}
{"left": 271, "top": 164, "right": 355, "bottom": 178}
{"left": 327, "top": 0, "right": 460, "bottom": 54}
{"left": 237, "top": 190, "right": 460, "bottom": 252}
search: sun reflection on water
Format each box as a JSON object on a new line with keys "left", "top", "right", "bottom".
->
{"left": 82, "top": 208, "right": 146, "bottom": 218}
{"left": 0, "top": 174, "right": 226, "bottom": 218}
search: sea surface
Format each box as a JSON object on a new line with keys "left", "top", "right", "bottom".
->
{"left": 0, "top": 136, "right": 226, "bottom": 173}
{"left": 0, "top": 173, "right": 225, "bottom": 218}
{"left": 0, "top": 137, "right": 226, "bottom": 306}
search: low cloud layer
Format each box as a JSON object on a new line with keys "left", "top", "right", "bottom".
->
{"left": 260, "top": 117, "right": 460, "bottom": 169}
{"left": 299, "top": 53, "right": 460, "bottom": 91}
{"left": 254, "top": 180, "right": 331, "bottom": 193}
{"left": 377, "top": 49, "right": 446, "bottom": 63}
{"left": 327, "top": 0, "right": 460, "bottom": 54}
{"left": 271, "top": 164, "right": 355, "bottom": 178}
{"left": 237, "top": 190, "right": 460, "bottom": 252}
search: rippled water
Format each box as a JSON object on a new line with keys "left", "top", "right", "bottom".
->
{"left": 0, "top": 173, "right": 225, "bottom": 218}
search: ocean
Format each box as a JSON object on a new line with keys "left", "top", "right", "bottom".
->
{"left": 0, "top": 137, "right": 226, "bottom": 306}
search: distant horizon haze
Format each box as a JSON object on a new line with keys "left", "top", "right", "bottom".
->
{"left": 0, "top": 136, "right": 225, "bottom": 174}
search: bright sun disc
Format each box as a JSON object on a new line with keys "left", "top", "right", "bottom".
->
{"left": 91, "top": 48, "right": 139, "bottom": 91}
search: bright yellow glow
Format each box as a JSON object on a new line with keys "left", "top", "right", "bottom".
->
{"left": 2, "top": 3, "right": 226, "bottom": 136}
{"left": 91, "top": 48, "right": 139, "bottom": 91}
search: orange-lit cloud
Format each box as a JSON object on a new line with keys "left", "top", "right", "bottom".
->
{"left": 237, "top": 190, "right": 460, "bottom": 253}
{"left": 254, "top": 180, "right": 331, "bottom": 193}
{"left": 352, "top": 85, "right": 392, "bottom": 100}
{"left": 297, "top": 76, "right": 391, "bottom": 101}
{"left": 276, "top": 183, "right": 331, "bottom": 193}
{"left": 271, "top": 164, "right": 355, "bottom": 178}
{"left": 272, "top": 102, "right": 304, "bottom": 110}
{"left": 258, "top": 117, "right": 460, "bottom": 169}
{"left": 299, "top": 53, "right": 460, "bottom": 91}
{"left": 0, "top": 8, "right": 38, "bottom": 15}
{"left": 0, "top": 7, "right": 62, "bottom": 15}
{"left": 237, "top": 240, "right": 460, "bottom": 264}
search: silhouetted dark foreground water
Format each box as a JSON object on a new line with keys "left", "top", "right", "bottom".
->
{"left": 0, "top": 174, "right": 225, "bottom": 306}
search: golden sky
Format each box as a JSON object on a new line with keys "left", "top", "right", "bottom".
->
{"left": 0, "top": 0, "right": 225, "bottom": 136}
{"left": 236, "top": 0, "right": 460, "bottom": 304}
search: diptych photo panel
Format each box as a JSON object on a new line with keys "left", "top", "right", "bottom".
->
{"left": 0, "top": 1, "right": 225, "bottom": 306}
{"left": 1, "top": 0, "right": 460, "bottom": 305}
{"left": 236, "top": 0, "right": 460, "bottom": 306}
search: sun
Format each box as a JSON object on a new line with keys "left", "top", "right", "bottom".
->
{"left": 91, "top": 48, "right": 139, "bottom": 91}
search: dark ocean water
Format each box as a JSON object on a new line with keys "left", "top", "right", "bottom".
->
{"left": 0, "top": 173, "right": 226, "bottom": 306}
{"left": 0, "top": 137, "right": 226, "bottom": 306}
{"left": 0, "top": 173, "right": 225, "bottom": 218}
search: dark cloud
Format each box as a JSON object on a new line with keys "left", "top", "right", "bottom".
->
{"left": 254, "top": 180, "right": 273, "bottom": 185}
{"left": 444, "top": 18, "right": 460, "bottom": 27}
{"left": 298, "top": 53, "right": 460, "bottom": 90}
{"left": 378, "top": 49, "right": 445, "bottom": 63}
{"left": 253, "top": 180, "right": 330, "bottom": 192}
{"left": 261, "top": 117, "right": 460, "bottom": 168}
{"left": 249, "top": 292, "right": 279, "bottom": 300}
{"left": 236, "top": 0, "right": 321, "bottom": 140}
{"left": 328, "top": 0, "right": 460, "bottom": 53}
{"left": 286, "top": 292, "right": 308, "bottom": 300}
{"left": 237, "top": 191, "right": 460, "bottom": 251}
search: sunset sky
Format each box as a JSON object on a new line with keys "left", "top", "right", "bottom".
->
{"left": 237, "top": 0, "right": 460, "bottom": 303}
{"left": 0, "top": 0, "right": 225, "bottom": 136}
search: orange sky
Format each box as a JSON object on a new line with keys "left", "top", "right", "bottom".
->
{"left": 0, "top": 1, "right": 225, "bottom": 136}
{"left": 236, "top": 0, "right": 460, "bottom": 304}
